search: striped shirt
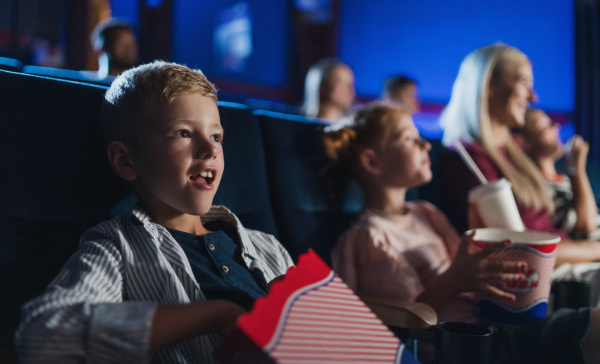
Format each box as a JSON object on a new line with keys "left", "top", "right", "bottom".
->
{"left": 15, "top": 205, "right": 294, "bottom": 363}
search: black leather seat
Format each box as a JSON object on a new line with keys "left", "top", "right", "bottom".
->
{"left": 254, "top": 110, "right": 363, "bottom": 263}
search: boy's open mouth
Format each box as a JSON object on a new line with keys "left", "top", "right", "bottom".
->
{"left": 190, "top": 170, "right": 216, "bottom": 185}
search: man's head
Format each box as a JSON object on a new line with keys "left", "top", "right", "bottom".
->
{"left": 91, "top": 18, "right": 139, "bottom": 76}
{"left": 103, "top": 61, "right": 223, "bottom": 217}
{"left": 382, "top": 76, "right": 420, "bottom": 114}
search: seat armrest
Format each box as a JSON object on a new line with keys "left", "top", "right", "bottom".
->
{"left": 361, "top": 296, "right": 438, "bottom": 329}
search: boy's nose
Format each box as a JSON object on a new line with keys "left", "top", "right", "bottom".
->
{"left": 196, "top": 138, "right": 218, "bottom": 159}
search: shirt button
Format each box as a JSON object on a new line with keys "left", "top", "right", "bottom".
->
{"left": 221, "top": 265, "right": 229, "bottom": 273}
{"left": 207, "top": 244, "right": 215, "bottom": 251}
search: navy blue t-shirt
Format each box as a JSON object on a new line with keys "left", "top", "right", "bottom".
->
{"left": 167, "top": 222, "right": 267, "bottom": 311}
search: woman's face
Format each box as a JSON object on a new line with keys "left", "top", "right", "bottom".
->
{"left": 323, "top": 65, "right": 355, "bottom": 111}
{"left": 488, "top": 58, "right": 536, "bottom": 128}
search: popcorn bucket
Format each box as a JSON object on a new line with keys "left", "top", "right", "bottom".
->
{"left": 469, "top": 228, "right": 560, "bottom": 325}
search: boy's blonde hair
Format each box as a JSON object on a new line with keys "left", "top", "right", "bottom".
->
{"left": 101, "top": 60, "right": 218, "bottom": 146}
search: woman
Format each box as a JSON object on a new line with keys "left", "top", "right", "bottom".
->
{"left": 439, "top": 43, "right": 600, "bottom": 266}
{"left": 301, "top": 58, "right": 355, "bottom": 123}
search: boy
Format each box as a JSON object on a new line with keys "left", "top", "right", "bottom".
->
{"left": 90, "top": 18, "right": 140, "bottom": 78}
{"left": 381, "top": 75, "right": 420, "bottom": 115}
{"left": 15, "top": 61, "right": 294, "bottom": 363}
{"left": 517, "top": 108, "right": 600, "bottom": 240}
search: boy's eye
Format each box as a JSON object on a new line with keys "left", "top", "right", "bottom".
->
{"left": 175, "top": 130, "right": 192, "bottom": 138}
{"left": 211, "top": 134, "right": 224, "bottom": 143}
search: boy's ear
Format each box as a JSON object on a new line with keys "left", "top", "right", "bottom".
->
{"left": 107, "top": 141, "right": 138, "bottom": 181}
{"left": 359, "top": 148, "right": 382, "bottom": 176}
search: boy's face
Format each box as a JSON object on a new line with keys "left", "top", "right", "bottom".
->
{"left": 129, "top": 93, "right": 224, "bottom": 218}
{"left": 524, "top": 110, "right": 563, "bottom": 159}
{"left": 392, "top": 84, "right": 421, "bottom": 114}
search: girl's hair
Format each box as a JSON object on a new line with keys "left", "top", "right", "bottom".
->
{"left": 439, "top": 43, "right": 553, "bottom": 212}
{"left": 302, "top": 58, "right": 347, "bottom": 117}
{"left": 321, "top": 102, "right": 407, "bottom": 191}
{"left": 102, "top": 60, "right": 218, "bottom": 146}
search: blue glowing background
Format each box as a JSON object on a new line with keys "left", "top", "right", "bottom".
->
{"left": 113, "top": 0, "right": 575, "bottom": 113}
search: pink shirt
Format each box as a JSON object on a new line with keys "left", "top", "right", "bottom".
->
{"left": 331, "top": 201, "right": 477, "bottom": 322}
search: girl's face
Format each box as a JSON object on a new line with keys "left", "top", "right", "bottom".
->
{"left": 488, "top": 58, "right": 536, "bottom": 128}
{"left": 524, "top": 110, "right": 563, "bottom": 158}
{"left": 378, "top": 115, "right": 432, "bottom": 189}
{"left": 324, "top": 65, "right": 355, "bottom": 110}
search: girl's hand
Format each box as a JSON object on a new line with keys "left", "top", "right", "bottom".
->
{"left": 449, "top": 232, "right": 527, "bottom": 302}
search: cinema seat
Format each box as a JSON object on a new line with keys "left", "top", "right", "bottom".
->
{"left": 22, "top": 65, "right": 114, "bottom": 86}
{"left": 0, "top": 57, "right": 23, "bottom": 72}
{"left": 0, "top": 70, "right": 127, "bottom": 362}
{"left": 254, "top": 110, "right": 363, "bottom": 263}
{"left": 213, "top": 102, "right": 279, "bottom": 236}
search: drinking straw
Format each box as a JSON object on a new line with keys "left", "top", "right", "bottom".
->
{"left": 454, "top": 141, "right": 488, "bottom": 185}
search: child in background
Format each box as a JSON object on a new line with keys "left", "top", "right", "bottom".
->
{"left": 381, "top": 75, "right": 421, "bottom": 115}
{"left": 517, "top": 108, "right": 600, "bottom": 240}
{"left": 15, "top": 61, "right": 294, "bottom": 363}
{"left": 322, "top": 102, "right": 600, "bottom": 363}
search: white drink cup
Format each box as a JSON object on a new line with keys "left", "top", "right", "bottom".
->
{"left": 468, "top": 178, "right": 525, "bottom": 231}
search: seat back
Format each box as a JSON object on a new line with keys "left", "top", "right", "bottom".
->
{"left": 214, "top": 102, "right": 278, "bottom": 236}
{"left": 22, "top": 65, "right": 114, "bottom": 86}
{"left": 0, "top": 70, "right": 129, "bottom": 361}
{"left": 254, "top": 110, "right": 363, "bottom": 263}
{"left": 0, "top": 57, "right": 23, "bottom": 72}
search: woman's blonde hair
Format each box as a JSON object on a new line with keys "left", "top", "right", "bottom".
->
{"left": 439, "top": 43, "right": 553, "bottom": 212}
{"left": 321, "top": 102, "right": 408, "bottom": 190}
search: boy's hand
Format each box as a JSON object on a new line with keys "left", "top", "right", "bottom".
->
{"left": 217, "top": 300, "right": 247, "bottom": 336}
{"left": 450, "top": 233, "right": 527, "bottom": 302}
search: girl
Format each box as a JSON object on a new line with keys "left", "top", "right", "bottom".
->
{"left": 322, "top": 102, "right": 600, "bottom": 363}
{"left": 323, "top": 102, "right": 524, "bottom": 323}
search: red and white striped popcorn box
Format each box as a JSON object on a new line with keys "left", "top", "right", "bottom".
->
{"left": 215, "top": 250, "right": 418, "bottom": 364}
